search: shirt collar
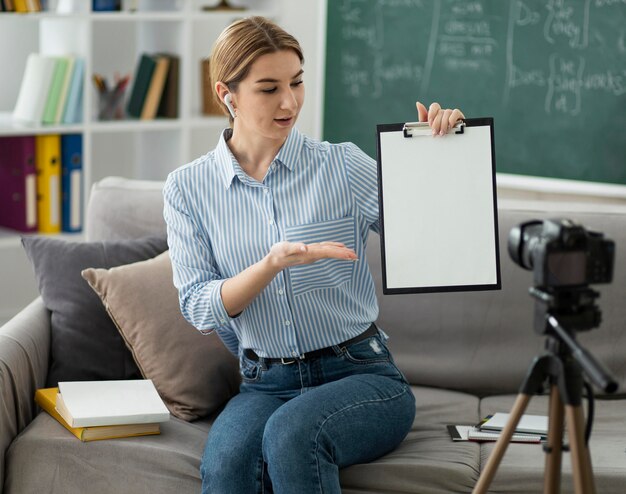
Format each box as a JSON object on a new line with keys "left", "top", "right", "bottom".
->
{"left": 274, "top": 127, "right": 304, "bottom": 172}
{"left": 215, "top": 128, "right": 238, "bottom": 189}
{"left": 215, "top": 127, "right": 304, "bottom": 189}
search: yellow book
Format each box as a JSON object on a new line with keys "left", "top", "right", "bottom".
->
{"left": 35, "top": 134, "right": 61, "bottom": 233}
{"left": 14, "top": 0, "right": 29, "bottom": 12}
{"left": 34, "top": 388, "right": 161, "bottom": 442}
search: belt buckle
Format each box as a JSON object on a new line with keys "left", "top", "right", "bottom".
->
{"left": 280, "top": 353, "right": 305, "bottom": 365}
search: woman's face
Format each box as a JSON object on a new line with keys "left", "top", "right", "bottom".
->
{"left": 232, "top": 49, "right": 304, "bottom": 142}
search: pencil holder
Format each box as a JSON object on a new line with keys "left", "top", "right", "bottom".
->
{"left": 97, "top": 88, "right": 126, "bottom": 120}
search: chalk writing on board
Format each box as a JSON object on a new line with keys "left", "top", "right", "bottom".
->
{"left": 325, "top": 0, "right": 626, "bottom": 183}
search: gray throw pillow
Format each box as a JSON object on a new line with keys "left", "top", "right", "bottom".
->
{"left": 82, "top": 251, "right": 240, "bottom": 421}
{"left": 21, "top": 235, "right": 169, "bottom": 387}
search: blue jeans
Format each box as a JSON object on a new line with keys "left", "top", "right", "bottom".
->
{"left": 200, "top": 330, "right": 416, "bottom": 494}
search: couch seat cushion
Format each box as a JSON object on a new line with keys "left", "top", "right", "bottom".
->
{"left": 340, "top": 386, "right": 481, "bottom": 493}
{"left": 5, "top": 411, "right": 212, "bottom": 494}
{"left": 479, "top": 394, "right": 626, "bottom": 494}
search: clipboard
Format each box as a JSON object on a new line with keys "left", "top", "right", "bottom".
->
{"left": 376, "top": 117, "right": 501, "bottom": 295}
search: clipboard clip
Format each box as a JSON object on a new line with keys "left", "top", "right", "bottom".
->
{"left": 403, "top": 120, "right": 465, "bottom": 138}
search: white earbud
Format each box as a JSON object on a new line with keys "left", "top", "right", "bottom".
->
{"left": 224, "top": 93, "right": 236, "bottom": 119}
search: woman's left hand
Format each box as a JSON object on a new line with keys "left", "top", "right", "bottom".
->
{"left": 416, "top": 102, "right": 465, "bottom": 136}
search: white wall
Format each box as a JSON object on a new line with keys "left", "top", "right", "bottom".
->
{"left": 278, "top": 0, "right": 326, "bottom": 139}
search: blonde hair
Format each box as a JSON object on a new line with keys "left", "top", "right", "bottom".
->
{"left": 209, "top": 16, "right": 304, "bottom": 119}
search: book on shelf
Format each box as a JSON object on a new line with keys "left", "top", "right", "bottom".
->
{"left": 35, "top": 387, "right": 161, "bottom": 442}
{"left": 446, "top": 425, "right": 543, "bottom": 444}
{"left": 13, "top": 0, "right": 29, "bottom": 12}
{"left": 56, "top": 379, "right": 170, "bottom": 428}
{"left": 92, "top": 0, "right": 120, "bottom": 12}
{"left": 13, "top": 53, "right": 84, "bottom": 126}
{"left": 0, "top": 135, "right": 37, "bottom": 233}
{"left": 60, "top": 134, "right": 82, "bottom": 232}
{"left": 140, "top": 55, "right": 170, "bottom": 120}
{"left": 62, "top": 57, "right": 85, "bottom": 124}
{"left": 13, "top": 53, "right": 57, "bottom": 125}
{"left": 35, "top": 134, "right": 61, "bottom": 234}
{"left": 156, "top": 53, "right": 180, "bottom": 119}
{"left": 127, "top": 54, "right": 157, "bottom": 118}
{"left": 42, "top": 57, "right": 70, "bottom": 125}
{"left": 127, "top": 52, "right": 179, "bottom": 120}
{"left": 54, "top": 56, "right": 76, "bottom": 125}
{"left": 11, "top": 0, "right": 42, "bottom": 11}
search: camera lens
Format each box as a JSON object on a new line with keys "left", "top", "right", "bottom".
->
{"left": 508, "top": 220, "right": 543, "bottom": 270}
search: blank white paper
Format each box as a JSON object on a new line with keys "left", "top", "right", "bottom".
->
{"left": 379, "top": 124, "right": 498, "bottom": 291}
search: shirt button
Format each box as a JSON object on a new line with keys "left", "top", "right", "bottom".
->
{"left": 284, "top": 320, "right": 291, "bottom": 326}
{"left": 269, "top": 219, "right": 274, "bottom": 225}
{"left": 278, "top": 289, "right": 284, "bottom": 295}
{"left": 264, "top": 189, "right": 269, "bottom": 194}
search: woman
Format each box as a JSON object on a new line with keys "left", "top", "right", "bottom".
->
{"left": 163, "top": 16, "right": 464, "bottom": 494}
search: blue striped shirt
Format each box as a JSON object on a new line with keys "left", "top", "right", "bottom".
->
{"left": 163, "top": 127, "right": 380, "bottom": 358}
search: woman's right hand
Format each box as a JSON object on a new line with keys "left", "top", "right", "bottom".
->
{"left": 267, "top": 241, "right": 358, "bottom": 271}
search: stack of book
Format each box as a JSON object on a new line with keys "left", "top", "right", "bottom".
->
{"left": 126, "top": 52, "right": 179, "bottom": 120}
{"left": 35, "top": 379, "right": 170, "bottom": 442}
{"left": 0, "top": 134, "right": 82, "bottom": 233}
{"left": 13, "top": 53, "right": 84, "bottom": 126}
{"left": 447, "top": 413, "right": 548, "bottom": 443}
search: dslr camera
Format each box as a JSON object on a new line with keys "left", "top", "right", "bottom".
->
{"left": 508, "top": 218, "right": 614, "bottom": 289}
{"left": 508, "top": 218, "right": 615, "bottom": 335}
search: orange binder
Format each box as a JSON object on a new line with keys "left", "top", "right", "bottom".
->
{"left": 35, "top": 134, "right": 61, "bottom": 233}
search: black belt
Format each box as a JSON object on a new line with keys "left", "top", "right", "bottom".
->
{"left": 244, "top": 323, "right": 378, "bottom": 365}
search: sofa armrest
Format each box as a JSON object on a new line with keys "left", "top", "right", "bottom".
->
{"left": 0, "top": 297, "right": 50, "bottom": 489}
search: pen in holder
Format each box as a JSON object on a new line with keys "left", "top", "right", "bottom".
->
{"left": 94, "top": 73, "right": 129, "bottom": 120}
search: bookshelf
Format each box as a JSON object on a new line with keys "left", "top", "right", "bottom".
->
{"left": 0, "top": 0, "right": 298, "bottom": 325}
{"left": 0, "top": 0, "right": 283, "bottom": 239}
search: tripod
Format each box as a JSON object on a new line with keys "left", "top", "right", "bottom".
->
{"left": 472, "top": 289, "right": 618, "bottom": 494}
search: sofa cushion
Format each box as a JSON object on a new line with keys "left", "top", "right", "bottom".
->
{"left": 4, "top": 411, "right": 212, "bottom": 494}
{"left": 341, "top": 386, "right": 482, "bottom": 493}
{"left": 81, "top": 251, "right": 240, "bottom": 422}
{"left": 86, "top": 177, "right": 166, "bottom": 242}
{"left": 21, "top": 235, "right": 168, "bottom": 387}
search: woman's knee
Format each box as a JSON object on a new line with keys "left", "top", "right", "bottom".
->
{"left": 262, "top": 405, "right": 317, "bottom": 464}
{"left": 201, "top": 441, "right": 264, "bottom": 493}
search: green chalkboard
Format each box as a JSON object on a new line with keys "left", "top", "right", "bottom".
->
{"left": 324, "top": 0, "right": 626, "bottom": 185}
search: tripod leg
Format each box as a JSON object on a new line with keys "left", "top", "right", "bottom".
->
{"left": 544, "top": 385, "right": 564, "bottom": 494}
{"left": 566, "top": 405, "right": 596, "bottom": 494}
{"left": 472, "top": 393, "right": 532, "bottom": 494}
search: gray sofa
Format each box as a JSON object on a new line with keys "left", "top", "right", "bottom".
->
{"left": 2, "top": 176, "right": 625, "bottom": 493}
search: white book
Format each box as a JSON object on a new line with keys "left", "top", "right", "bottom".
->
{"left": 56, "top": 379, "right": 170, "bottom": 428}
{"left": 479, "top": 412, "right": 549, "bottom": 435}
{"left": 13, "top": 53, "right": 57, "bottom": 125}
